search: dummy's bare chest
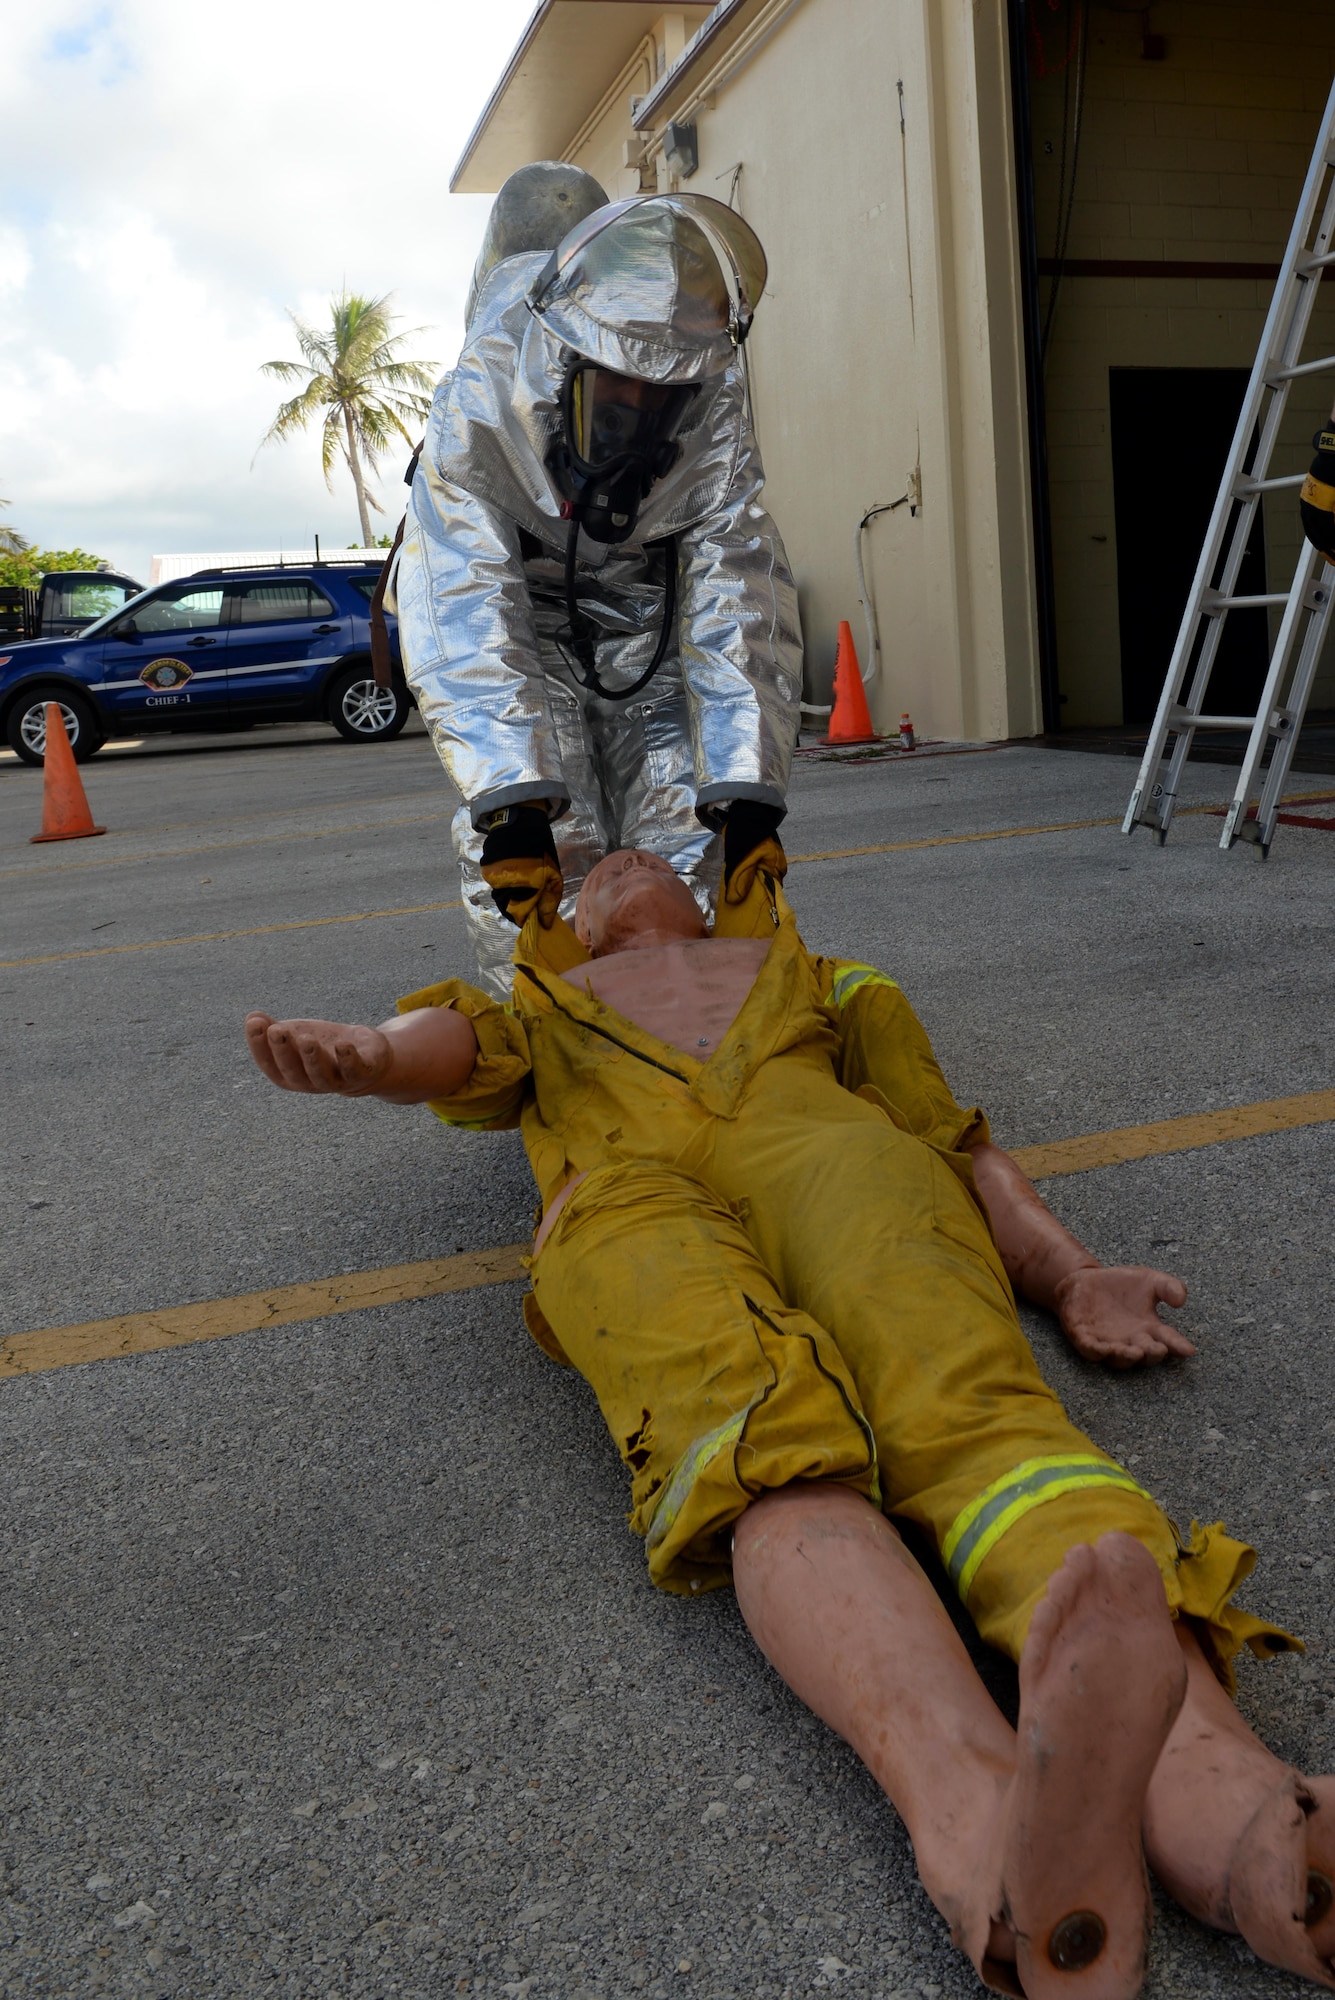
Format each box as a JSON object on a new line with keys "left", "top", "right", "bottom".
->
{"left": 564, "top": 940, "right": 770, "bottom": 1059}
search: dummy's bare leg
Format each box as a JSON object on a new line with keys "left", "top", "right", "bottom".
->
{"left": 733, "top": 1485, "right": 1019, "bottom": 1985}
{"left": 734, "top": 1494, "right": 1185, "bottom": 1999}
{"left": 1144, "top": 1627, "right": 1335, "bottom": 1987}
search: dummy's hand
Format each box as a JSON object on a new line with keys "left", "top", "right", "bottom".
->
{"left": 245, "top": 1012, "right": 391, "bottom": 1095}
{"left": 1052, "top": 1264, "right": 1194, "bottom": 1369}
{"left": 1300, "top": 427, "right": 1335, "bottom": 561}
{"left": 246, "top": 1004, "right": 479, "bottom": 1102}
{"left": 480, "top": 804, "right": 564, "bottom": 927}
{"left": 722, "top": 800, "right": 787, "bottom": 906}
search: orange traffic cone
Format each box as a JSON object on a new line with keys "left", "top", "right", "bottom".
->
{"left": 30, "top": 704, "right": 106, "bottom": 844}
{"left": 824, "top": 621, "right": 878, "bottom": 744}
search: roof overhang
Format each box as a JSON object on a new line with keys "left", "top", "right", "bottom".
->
{"left": 632, "top": 0, "right": 792, "bottom": 128}
{"left": 452, "top": 1, "right": 711, "bottom": 194}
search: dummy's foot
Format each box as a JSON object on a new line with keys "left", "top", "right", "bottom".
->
{"left": 1224, "top": 1772, "right": 1335, "bottom": 1988}
{"left": 1305, "top": 1779, "right": 1335, "bottom": 1972}
{"left": 989, "top": 1535, "right": 1186, "bottom": 2000}
{"left": 1144, "top": 1627, "right": 1335, "bottom": 1985}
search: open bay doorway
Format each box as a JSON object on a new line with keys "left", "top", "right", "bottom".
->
{"left": 1110, "top": 366, "right": 1270, "bottom": 726}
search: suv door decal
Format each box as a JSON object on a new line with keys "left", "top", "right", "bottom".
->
{"left": 95, "top": 583, "right": 228, "bottom": 724}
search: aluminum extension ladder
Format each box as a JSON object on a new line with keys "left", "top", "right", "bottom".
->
{"left": 1123, "top": 74, "right": 1335, "bottom": 858}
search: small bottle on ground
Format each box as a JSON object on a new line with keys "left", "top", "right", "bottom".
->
{"left": 899, "top": 713, "right": 916, "bottom": 751}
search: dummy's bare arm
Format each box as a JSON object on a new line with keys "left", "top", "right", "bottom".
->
{"left": 244, "top": 1008, "right": 478, "bottom": 1104}
{"left": 967, "top": 1140, "right": 1194, "bottom": 1368}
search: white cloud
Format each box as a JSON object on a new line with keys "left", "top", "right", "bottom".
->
{"left": 0, "top": 0, "right": 536, "bottom": 578}
{"left": 0, "top": 224, "right": 34, "bottom": 301}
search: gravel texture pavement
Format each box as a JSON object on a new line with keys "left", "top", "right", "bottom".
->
{"left": 2, "top": 723, "right": 1333, "bottom": 2000}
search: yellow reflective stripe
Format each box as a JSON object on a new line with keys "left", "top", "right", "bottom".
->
{"left": 643, "top": 1409, "right": 750, "bottom": 1553}
{"left": 827, "top": 961, "right": 899, "bottom": 1008}
{"left": 430, "top": 1111, "right": 500, "bottom": 1132}
{"left": 942, "top": 1454, "right": 1153, "bottom": 1600}
{"left": 1301, "top": 473, "right": 1335, "bottom": 511}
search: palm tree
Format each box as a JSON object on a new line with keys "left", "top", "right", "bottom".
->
{"left": 259, "top": 293, "right": 436, "bottom": 547}
{"left": 0, "top": 493, "right": 30, "bottom": 556}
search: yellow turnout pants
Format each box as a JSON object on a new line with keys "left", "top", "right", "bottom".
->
{"left": 530, "top": 1073, "right": 1292, "bottom": 1684}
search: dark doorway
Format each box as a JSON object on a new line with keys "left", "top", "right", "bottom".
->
{"left": 1110, "top": 367, "right": 1269, "bottom": 725}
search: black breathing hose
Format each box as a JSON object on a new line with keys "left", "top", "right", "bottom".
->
{"left": 559, "top": 521, "right": 678, "bottom": 702}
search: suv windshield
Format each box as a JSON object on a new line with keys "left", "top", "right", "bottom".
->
{"left": 111, "top": 583, "right": 225, "bottom": 637}
{"left": 80, "top": 586, "right": 159, "bottom": 640}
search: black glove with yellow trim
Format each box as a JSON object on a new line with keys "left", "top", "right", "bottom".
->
{"left": 1299, "top": 428, "right": 1335, "bottom": 562}
{"left": 479, "top": 805, "right": 563, "bottom": 927}
{"left": 721, "top": 800, "right": 788, "bottom": 906}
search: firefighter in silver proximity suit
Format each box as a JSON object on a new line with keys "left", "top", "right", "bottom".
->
{"left": 389, "top": 162, "right": 802, "bottom": 995}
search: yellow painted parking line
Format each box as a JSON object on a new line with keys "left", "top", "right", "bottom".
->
{"left": 0, "top": 1246, "right": 530, "bottom": 1379}
{"left": 55, "top": 783, "right": 446, "bottom": 843}
{"left": 10, "top": 788, "right": 1335, "bottom": 976}
{"left": 6, "top": 1089, "right": 1332, "bottom": 1381}
{"left": 11, "top": 785, "right": 1335, "bottom": 890}
{"left": 1, "top": 900, "right": 462, "bottom": 969}
{"left": 0, "top": 808, "right": 453, "bottom": 881}
{"left": 788, "top": 816, "right": 1120, "bottom": 862}
{"left": 1009, "top": 1088, "right": 1335, "bottom": 1180}
{"left": 788, "top": 791, "right": 1335, "bottom": 865}
{"left": 7, "top": 818, "right": 1120, "bottom": 968}
{"left": 0, "top": 742, "right": 143, "bottom": 763}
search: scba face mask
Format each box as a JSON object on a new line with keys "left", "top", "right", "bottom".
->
{"left": 553, "top": 364, "right": 696, "bottom": 546}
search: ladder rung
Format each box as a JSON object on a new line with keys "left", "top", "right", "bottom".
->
{"left": 1298, "top": 249, "right": 1335, "bottom": 272}
{"left": 1205, "top": 591, "right": 1290, "bottom": 610}
{"left": 1234, "top": 473, "right": 1305, "bottom": 494}
{"left": 1268, "top": 352, "right": 1335, "bottom": 381}
{"left": 1167, "top": 710, "right": 1266, "bottom": 730}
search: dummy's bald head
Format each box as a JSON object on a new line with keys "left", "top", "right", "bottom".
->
{"left": 575, "top": 849, "right": 708, "bottom": 957}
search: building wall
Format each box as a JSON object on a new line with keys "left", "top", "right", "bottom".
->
{"left": 1032, "top": 0, "right": 1335, "bottom": 725}
{"left": 569, "top": 0, "right": 1042, "bottom": 742}
{"left": 565, "top": 12, "right": 700, "bottom": 199}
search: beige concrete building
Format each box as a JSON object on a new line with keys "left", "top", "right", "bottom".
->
{"left": 454, "top": 0, "right": 1335, "bottom": 739}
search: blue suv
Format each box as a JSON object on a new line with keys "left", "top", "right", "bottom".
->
{"left": 0, "top": 560, "right": 408, "bottom": 765}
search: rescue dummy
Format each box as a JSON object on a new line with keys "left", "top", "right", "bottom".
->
{"left": 386, "top": 164, "right": 798, "bottom": 996}
{"left": 245, "top": 852, "right": 1335, "bottom": 2000}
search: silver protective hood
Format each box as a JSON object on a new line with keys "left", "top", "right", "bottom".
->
{"left": 390, "top": 199, "right": 800, "bottom": 952}
{"left": 529, "top": 193, "right": 768, "bottom": 382}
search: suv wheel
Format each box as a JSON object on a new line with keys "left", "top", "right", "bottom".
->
{"left": 327, "top": 664, "right": 409, "bottom": 743}
{"left": 6, "top": 687, "right": 105, "bottom": 767}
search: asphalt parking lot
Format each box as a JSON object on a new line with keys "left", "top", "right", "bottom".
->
{"left": 2, "top": 721, "right": 1334, "bottom": 2000}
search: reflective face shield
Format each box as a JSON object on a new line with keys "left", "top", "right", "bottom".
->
{"left": 555, "top": 365, "right": 697, "bottom": 545}
{"left": 575, "top": 370, "right": 672, "bottom": 466}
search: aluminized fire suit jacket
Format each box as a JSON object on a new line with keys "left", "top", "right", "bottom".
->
{"left": 388, "top": 249, "right": 802, "bottom": 994}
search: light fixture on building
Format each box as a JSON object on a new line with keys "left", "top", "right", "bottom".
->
{"left": 663, "top": 121, "right": 698, "bottom": 179}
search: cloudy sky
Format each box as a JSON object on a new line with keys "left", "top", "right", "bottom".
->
{"left": 0, "top": 0, "right": 535, "bottom": 582}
